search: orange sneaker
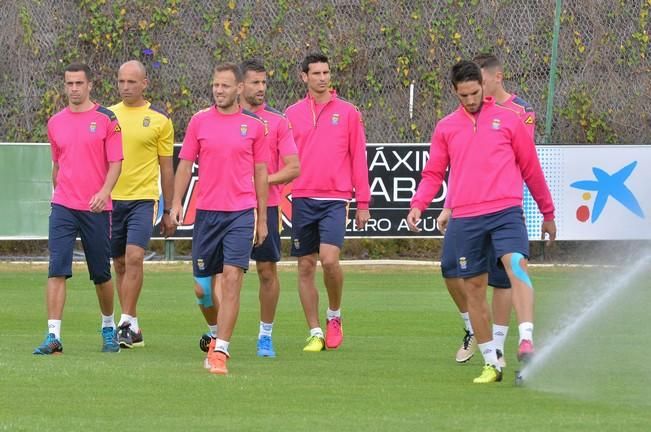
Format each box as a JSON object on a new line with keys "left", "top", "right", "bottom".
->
{"left": 325, "top": 317, "right": 343, "bottom": 349}
{"left": 203, "top": 337, "right": 216, "bottom": 369}
{"left": 208, "top": 351, "right": 229, "bottom": 375}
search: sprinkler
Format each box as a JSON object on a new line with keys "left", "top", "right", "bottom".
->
{"left": 515, "top": 370, "right": 524, "bottom": 387}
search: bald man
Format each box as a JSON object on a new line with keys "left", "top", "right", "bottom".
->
{"left": 109, "top": 60, "right": 176, "bottom": 348}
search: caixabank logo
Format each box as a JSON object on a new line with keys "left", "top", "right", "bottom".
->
{"left": 570, "top": 161, "right": 645, "bottom": 223}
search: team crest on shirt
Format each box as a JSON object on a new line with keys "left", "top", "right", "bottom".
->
{"left": 459, "top": 256, "right": 467, "bottom": 270}
{"left": 89, "top": 121, "right": 97, "bottom": 133}
{"left": 491, "top": 119, "right": 501, "bottom": 130}
{"left": 331, "top": 113, "right": 340, "bottom": 125}
{"left": 143, "top": 116, "right": 151, "bottom": 127}
{"left": 240, "top": 124, "right": 248, "bottom": 136}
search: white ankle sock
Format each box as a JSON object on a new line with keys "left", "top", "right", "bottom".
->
{"left": 310, "top": 327, "right": 324, "bottom": 338}
{"left": 478, "top": 341, "right": 500, "bottom": 371}
{"left": 130, "top": 316, "right": 140, "bottom": 332}
{"left": 518, "top": 322, "right": 534, "bottom": 343}
{"left": 493, "top": 324, "right": 509, "bottom": 353}
{"left": 119, "top": 314, "right": 133, "bottom": 327}
{"left": 259, "top": 321, "right": 273, "bottom": 338}
{"left": 208, "top": 324, "right": 218, "bottom": 338}
{"left": 215, "top": 338, "right": 230, "bottom": 355}
{"left": 101, "top": 314, "right": 115, "bottom": 329}
{"left": 48, "top": 320, "right": 61, "bottom": 339}
{"left": 327, "top": 308, "right": 341, "bottom": 320}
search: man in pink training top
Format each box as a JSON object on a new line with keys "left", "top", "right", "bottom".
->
{"left": 438, "top": 54, "right": 538, "bottom": 366}
{"left": 34, "top": 63, "right": 123, "bottom": 355}
{"left": 170, "top": 62, "right": 269, "bottom": 375}
{"left": 407, "top": 60, "right": 556, "bottom": 384}
{"left": 285, "top": 53, "right": 371, "bottom": 352}
{"left": 239, "top": 58, "right": 300, "bottom": 357}
{"left": 198, "top": 59, "right": 301, "bottom": 358}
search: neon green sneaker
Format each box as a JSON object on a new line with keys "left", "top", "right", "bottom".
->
{"left": 473, "top": 364, "right": 503, "bottom": 384}
{"left": 303, "top": 335, "right": 325, "bottom": 352}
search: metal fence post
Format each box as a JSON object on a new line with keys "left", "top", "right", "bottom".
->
{"left": 164, "top": 239, "right": 175, "bottom": 261}
{"left": 543, "top": 0, "right": 563, "bottom": 145}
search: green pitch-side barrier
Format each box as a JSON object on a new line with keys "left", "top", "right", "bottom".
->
{"left": 0, "top": 144, "right": 51, "bottom": 239}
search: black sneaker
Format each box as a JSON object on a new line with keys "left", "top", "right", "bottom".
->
{"left": 118, "top": 322, "right": 134, "bottom": 349}
{"left": 199, "top": 333, "right": 213, "bottom": 352}
{"left": 130, "top": 328, "right": 144, "bottom": 347}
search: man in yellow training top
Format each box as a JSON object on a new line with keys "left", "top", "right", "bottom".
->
{"left": 109, "top": 60, "right": 176, "bottom": 348}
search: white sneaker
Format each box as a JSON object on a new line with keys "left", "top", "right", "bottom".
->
{"left": 455, "top": 330, "right": 477, "bottom": 363}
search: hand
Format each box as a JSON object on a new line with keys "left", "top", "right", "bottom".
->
{"left": 169, "top": 203, "right": 184, "bottom": 226}
{"left": 160, "top": 213, "right": 177, "bottom": 237}
{"left": 406, "top": 208, "right": 422, "bottom": 232}
{"left": 255, "top": 218, "right": 268, "bottom": 247}
{"left": 437, "top": 208, "right": 452, "bottom": 233}
{"left": 89, "top": 191, "right": 110, "bottom": 213}
{"left": 541, "top": 219, "right": 557, "bottom": 246}
{"left": 356, "top": 209, "right": 370, "bottom": 230}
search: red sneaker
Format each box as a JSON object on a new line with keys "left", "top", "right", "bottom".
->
{"left": 517, "top": 339, "right": 534, "bottom": 363}
{"left": 325, "top": 317, "right": 344, "bottom": 349}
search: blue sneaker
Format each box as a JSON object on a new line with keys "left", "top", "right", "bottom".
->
{"left": 101, "top": 327, "right": 120, "bottom": 353}
{"left": 256, "top": 335, "right": 276, "bottom": 358}
{"left": 33, "top": 333, "right": 63, "bottom": 355}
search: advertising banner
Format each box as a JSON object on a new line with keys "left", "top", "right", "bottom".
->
{"left": 2, "top": 143, "right": 649, "bottom": 241}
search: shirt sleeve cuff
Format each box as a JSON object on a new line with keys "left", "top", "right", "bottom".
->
{"left": 356, "top": 201, "right": 369, "bottom": 210}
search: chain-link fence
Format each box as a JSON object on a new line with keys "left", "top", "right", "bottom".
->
{"left": 1, "top": 0, "right": 649, "bottom": 144}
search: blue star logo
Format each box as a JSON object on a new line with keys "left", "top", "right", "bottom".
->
{"left": 570, "top": 161, "right": 645, "bottom": 223}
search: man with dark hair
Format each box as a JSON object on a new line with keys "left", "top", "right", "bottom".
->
{"left": 34, "top": 62, "right": 123, "bottom": 355}
{"left": 237, "top": 58, "right": 300, "bottom": 357}
{"left": 171, "top": 62, "right": 269, "bottom": 375}
{"left": 285, "top": 53, "right": 371, "bottom": 352}
{"left": 300, "top": 53, "right": 329, "bottom": 74}
{"left": 407, "top": 60, "right": 556, "bottom": 383}
{"left": 109, "top": 60, "right": 176, "bottom": 349}
{"left": 439, "top": 54, "right": 538, "bottom": 366}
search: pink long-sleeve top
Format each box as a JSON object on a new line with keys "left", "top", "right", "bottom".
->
{"left": 411, "top": 97, "right": 554, "bottom": 221}
{"left": 284, "top": 90, "right": 370, "bottom": 210}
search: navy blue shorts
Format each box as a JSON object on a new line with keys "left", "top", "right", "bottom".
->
{"left": 192, "top": 209, "right": 255, "bottom": 277}
{"left": 440, "top": 219, "right": 511, "bottom": 288}
{"left": 290, "top": 198, "right": 347, "bottom": 256}
{"left": 48, "top": 203, "right": 112, "bottom": 284}
{"left": 251, "top": 206, "right": 281, "bottom": 263}
{"left": 111, "top": 199, "right": 155, "bottom": 257}
{"left": 446, "top": 206, "right": 529, "bottom": 280}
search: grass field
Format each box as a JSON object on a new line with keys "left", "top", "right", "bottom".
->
{"left": 1, "top": 262, "right": 650, "bottom": 431}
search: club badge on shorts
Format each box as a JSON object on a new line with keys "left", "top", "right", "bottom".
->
{"left": 240, "top": 124, "right": 248, "bottom": 136}
{"left": 196, "top": 258, "right": 205, "bottom": 271}
{"left": 89, "top": 121, "right": 97, "bottom": 133}
{"left": 459, "top": 256, "right": 467, "bottom": 270}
